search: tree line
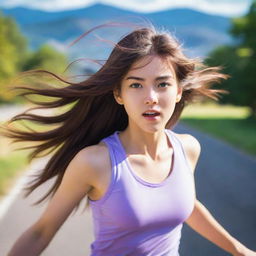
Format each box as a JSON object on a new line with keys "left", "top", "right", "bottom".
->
{"left": 0, "top": 12, "right": 67, "bottom": 104}
{"left": 206, "top": 0, "right": 256, "bottom": 118}
{"left": 0, "top": 2, "right": 255, "bottom": 118}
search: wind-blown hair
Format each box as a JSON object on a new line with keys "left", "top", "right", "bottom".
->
{"left": 0, "top": 24, "right": 228, "bottom": 208}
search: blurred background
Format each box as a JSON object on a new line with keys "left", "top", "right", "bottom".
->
{"left": 0, "top": 0, "right": 255, "bottom": 255}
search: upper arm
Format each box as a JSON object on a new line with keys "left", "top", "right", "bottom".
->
{"left": 177, "top": 134, "right": 201, "bottom": 222}
{"left": 176, "top": 133, "right": 201, "bottom": 175}
{"left": 33, "top": 146, "right": 99, "bottom": 240}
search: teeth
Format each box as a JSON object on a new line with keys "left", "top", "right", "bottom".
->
{"left": 143, "top": 112, "right": 159, "bottom": 116}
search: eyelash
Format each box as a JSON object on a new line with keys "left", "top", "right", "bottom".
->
{"left": 129, "top": 82, "right": 171, "bottom": 88}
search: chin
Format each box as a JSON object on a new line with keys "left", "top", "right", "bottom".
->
{"left": 140, "top": 125, "right": 166, "bottom": 134}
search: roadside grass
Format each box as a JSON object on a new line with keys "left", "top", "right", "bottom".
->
{"left": 181, "top": 102, "right": 256, "bottom": 156}
{"left": 0, "top": 151, "right": 29, "bottom": 196}
{"left": 0, "top": 118, "right": 57, "bottom": 197}
{"left": 0, "top": 127, "right": 31, "bottom": 197}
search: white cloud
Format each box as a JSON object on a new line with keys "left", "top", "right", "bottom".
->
{"left": 0, "top": 0, "right": 94, "bottom": 10}
{"left": 0, "top": 0, "right": 252, "bottom": 17}
{"left": 107, "top": 0, "right": 250, "bottom": 17}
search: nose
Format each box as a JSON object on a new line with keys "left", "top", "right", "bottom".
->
{"left": 144, "top": 89, "right": 158, "bottom": 105}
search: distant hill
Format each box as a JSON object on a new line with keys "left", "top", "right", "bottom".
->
{"left": 2, "top": 3, "right": 233, "bottom": 66}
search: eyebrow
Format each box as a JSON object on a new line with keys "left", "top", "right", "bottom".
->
{"left": 125, "top": 75, "right": 173, "bottom": 81}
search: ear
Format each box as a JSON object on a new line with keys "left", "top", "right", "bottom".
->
{"left": 176, "top": 87, "right": 183, "bottom": 103}
{"left": 113, "top": 89, "right": 124, "bottom": 105}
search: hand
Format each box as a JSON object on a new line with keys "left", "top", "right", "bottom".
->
{"left": 233, "top": 247, "right": 256, "bottom": 256}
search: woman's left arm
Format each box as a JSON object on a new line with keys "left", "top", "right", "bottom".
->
{"left": 185, "top": 199, "right": 256, "bottom": 256}
{"left": 178, "top": 133, "right": 256, "bottom": 256}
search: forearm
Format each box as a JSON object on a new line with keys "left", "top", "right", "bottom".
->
{"left": 8, "top": 225, "right": 51, "bottom": 256}
{"left": 185, "top": 200, "right": 245, "bottom": 255}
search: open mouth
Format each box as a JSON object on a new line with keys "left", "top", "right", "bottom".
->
{"left": 142, "top": 111, "right": 160, "bottom": 117}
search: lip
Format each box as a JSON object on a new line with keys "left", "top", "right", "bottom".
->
{"left": 142, "top": 110, "right": 161, "bottom": 115}
{"left": 142, "top": 110, "right": 161, "bottom": 121}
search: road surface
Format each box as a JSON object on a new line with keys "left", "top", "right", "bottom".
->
{"left": 0, "top": 122, "right": 256, "bottom": 255}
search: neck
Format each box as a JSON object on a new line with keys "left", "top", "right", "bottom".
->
{"left": 118, "top": 126, "right": 170, "bottom": 161}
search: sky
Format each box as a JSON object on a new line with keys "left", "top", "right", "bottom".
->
{"left": 0, "top": 0, "right": 253, "bottom": 17}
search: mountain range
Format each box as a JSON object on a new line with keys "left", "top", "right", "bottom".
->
{"left": 2, "top": 4, "right": 234, "bottom": 68}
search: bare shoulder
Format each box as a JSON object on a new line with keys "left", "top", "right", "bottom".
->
{"left": 54, "top": 142, "right": 110, "bottom": 195}
{"left": 77, "top": 142, "right": 109, "bottom": 167}
{"left": 76, "top": 142, "right": 112, "bottom": 201}
{"left": 33, "top": 142, "right": 110, "bottom": 238}
{"left": 75, "top": 142, "right": 110, "bottom": 183}
{"left": 174, "top": 133, "right": 201, "bottom": 156}
{"left": 174, "top": 132, "right": 201, "bottom": 174}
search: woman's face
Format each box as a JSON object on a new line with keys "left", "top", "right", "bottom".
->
{"left": 114, "top": 55, "right": 182, "bottom": 133}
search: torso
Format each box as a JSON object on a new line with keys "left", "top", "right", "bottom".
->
{"left": 87, "top": 133, "right": 197, "bottom": 201}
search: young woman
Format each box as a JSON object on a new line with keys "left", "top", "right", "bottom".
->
{"left": 2, "top": 25, "right": 255, "bottom": 256}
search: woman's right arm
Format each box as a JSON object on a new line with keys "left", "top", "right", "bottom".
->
{"left": 7, "top": 146, "right": 98, "bottom": 256}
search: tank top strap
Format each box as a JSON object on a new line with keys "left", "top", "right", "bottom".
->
{"left": 101, "top": 132, "right": 126, "bottom": 164}
{"left": 101, "top": 133, "right": 119, "bottom": 152}
{"left": 165, "top": 129, "right": 193, "bottom": 175}
{"left": 99, "top": 133, "right": 121, "bottom": 192}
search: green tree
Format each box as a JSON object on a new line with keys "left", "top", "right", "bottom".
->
{"left": 22, "top": 45, "right": 67, "bottom": 74}
{"left": 0, "top": 14, "right": 27, "bottom": 80}
{"left": 0, "top": 12, "right": 68, "bottom": 104}
{"left": 0, "top": 13, "right": 28, "bottom": 102}
{"left": 206, "top": 0, "right": 256, "bottom": 117}
{"left": 231, "top": 1, "right": 256, "bottom": 49}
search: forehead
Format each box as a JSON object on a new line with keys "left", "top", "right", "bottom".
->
{"left": 126, "top": 55, "right": 176, "bottom": 78}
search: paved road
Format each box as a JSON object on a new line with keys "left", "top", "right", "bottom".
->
{"left": 175, "top": 124, "right": 256, "bottom": 256}
{"left": 0, "top": 122, "right": 256, "bottom": 255}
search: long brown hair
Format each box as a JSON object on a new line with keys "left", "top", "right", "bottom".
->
{"left": 0, "top": 23, "right": 228, "bottom": 208}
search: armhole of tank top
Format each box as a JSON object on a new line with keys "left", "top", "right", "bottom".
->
{"left": 89, "top": 139, "right": 118, "bottom": 205}
{"left": 167, "top": 130, "right": 194, "bottom": 175}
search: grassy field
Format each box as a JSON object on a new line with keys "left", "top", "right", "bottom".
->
{"left": 0, "top": 151, "right": 29, "bottom": 196}
{"left": 0, "top": 131, "right": 30, "bottom": 197}
{"left": 0, "top": 104, "right": 64, "bottom": 195}
{"left": 181, "top": 102, "right": 256, "bottom": 156}
{"left": 0, "top": 118, "right": 52, "bottom": 197}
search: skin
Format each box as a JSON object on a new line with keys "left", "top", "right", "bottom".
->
{"left": 8, "top": 55, "right": 256, "bottom": 256}
{"left": 111, "top": 55, "right": 183, "bottom": 185}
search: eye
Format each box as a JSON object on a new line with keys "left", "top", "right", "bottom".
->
{"left": 158, "top": 82, "right": 171, "bottom": 88}
{"left": 130, "top": 83, "right": 142, "bottom": 88}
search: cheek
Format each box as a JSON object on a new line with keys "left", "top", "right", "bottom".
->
{"left": 162, "top": 91, "right": 177, "bottom": 107}
{"left": 122, "top": 93, "right": 145, "bottom": 119}
{"left": 123, "top": 90, "right": 140, "bottom": 105}
{"left": 121, "top": 93, "right": 137, "bottom": 111}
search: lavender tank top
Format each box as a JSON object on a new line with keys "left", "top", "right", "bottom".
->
{"left": 89, "top": 129, "right": 196, "bottom": 256}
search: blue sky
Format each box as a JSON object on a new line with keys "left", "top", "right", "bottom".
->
{"left": 0, "top": 0, "right": 253, "bottom": 17}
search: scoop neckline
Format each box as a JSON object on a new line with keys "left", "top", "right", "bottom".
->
{"left": 114, "top": 129, "right": 176, "bottom": 187}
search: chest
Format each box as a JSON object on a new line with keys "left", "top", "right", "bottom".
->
{"left": 95, "top": 155, "right": 196, "bottom": 231}
{"left": 126, "top": 150, "right": 174, "bottom": 184}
